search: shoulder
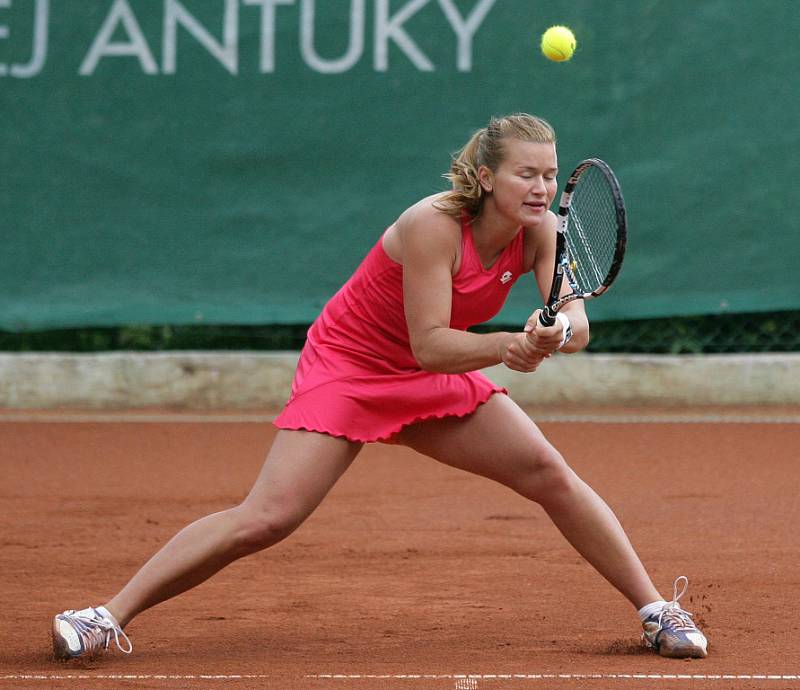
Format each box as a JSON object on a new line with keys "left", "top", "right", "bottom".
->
{"left": 523, "top": 210, "right": 558, "bottom": 271}
{"left": 398, "top": 194, "right": 461, "bottom": 235}
{"left": 389, "top": 194, "right": 462, "bottom": 263}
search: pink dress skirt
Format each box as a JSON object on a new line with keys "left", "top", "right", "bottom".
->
{"left": 274, "top": 215, "right": 526, "bottom": 443}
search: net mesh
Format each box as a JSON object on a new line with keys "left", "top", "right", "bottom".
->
{"left": 565, "top": 164, "right": 622, "bottom": 293}
{"left": 1, "top": 311, "right": 798, "bottom": 353}
{"left": 585, "top": 311, "right": 799, "bottom": 354}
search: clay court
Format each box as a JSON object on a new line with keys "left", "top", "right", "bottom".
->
{"left": 2, "top": 407, "right": 798, "bottom": 689}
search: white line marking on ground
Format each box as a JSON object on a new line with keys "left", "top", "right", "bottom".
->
{"left": 3, "top": 673, "right": 800, "bottom": 682}
{"left": 0, "top": 675, "right": 272, "bottom": 681}
{"left": 307, "top": 673, "right": 799, "bottom": 682}
{"left": 1, "top": 413, "right": 799, "bottom": 424}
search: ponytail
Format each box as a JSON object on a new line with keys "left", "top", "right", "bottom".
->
{"left": 434, "top": 128, "right": 486, "bottom": 218}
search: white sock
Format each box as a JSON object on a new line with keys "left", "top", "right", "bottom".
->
{"left": 638, "top": 600, "right": 667, "bottom": 622}
{"left": 95, "top": 605, "right": 118, "bottom": 625}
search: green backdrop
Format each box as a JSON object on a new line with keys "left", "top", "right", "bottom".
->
{"left": 2, "top": 0, "right": 799, "bottom": 330}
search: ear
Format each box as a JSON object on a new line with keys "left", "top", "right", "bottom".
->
{"left": 477, "top": 165, "right": 493, "bottom": 193}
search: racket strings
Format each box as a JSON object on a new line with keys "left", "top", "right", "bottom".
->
{"left": 565, "top": 166, "right": 620, "bottom": 293}
{"left": 567, "top": 210, "right": 605, "bottom": 288}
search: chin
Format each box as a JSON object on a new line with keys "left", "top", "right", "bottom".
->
{"left": 521, "top": 213, "right": 545, "bottom": 228}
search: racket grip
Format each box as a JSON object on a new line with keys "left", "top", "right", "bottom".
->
{"left": 538, "top": 307, "right": 556, "bottom": 327}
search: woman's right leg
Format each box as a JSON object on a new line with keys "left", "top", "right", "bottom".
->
{"left": 104, "top": 429, "right": 362, "bottom": 628}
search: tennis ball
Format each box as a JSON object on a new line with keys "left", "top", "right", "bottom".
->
{"left": 541, "top": 25, "right": 576, "bottom": 62}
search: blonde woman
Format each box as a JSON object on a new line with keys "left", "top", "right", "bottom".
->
{"left": 53, "top": 114, "right": 707, "bottom": 661}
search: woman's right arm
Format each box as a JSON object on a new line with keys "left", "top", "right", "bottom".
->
{"left": 400, "top": 204, "right": 544, "bottom": 374}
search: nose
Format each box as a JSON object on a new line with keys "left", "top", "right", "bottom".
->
{"left": 530, "top": 175, "right": 547, "bottom": 193}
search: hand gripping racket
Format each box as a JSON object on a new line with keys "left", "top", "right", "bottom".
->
{"left": 539, "top": 158, "right": 627, "bottom": 328}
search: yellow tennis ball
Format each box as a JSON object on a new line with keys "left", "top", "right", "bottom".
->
{"left": 541, "top": 25, "right": 576, "bottom": 62}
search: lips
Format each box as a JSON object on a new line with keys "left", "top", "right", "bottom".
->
{"left": 524, "top": 201, "right": 546, "bottom": 211}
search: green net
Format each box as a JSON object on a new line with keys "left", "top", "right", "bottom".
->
{"left": 3, "top": 2, "right": 800, "bottom": 332}
{"left": 1, "top": 311, "right": 797, "bottom": 354}
{"left": 584, "top": 311, "right": 799, "bottom": 354}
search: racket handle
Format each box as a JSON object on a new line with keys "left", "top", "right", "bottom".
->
{"left": 538, "top": 307, "right": 556, "bottom": 327}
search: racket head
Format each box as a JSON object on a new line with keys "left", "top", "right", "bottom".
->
{"left": 562, "top": 158, "right": 627, "bottom": 298}
{"left": 541, "top": 158, "right": 627, "bottom": 323}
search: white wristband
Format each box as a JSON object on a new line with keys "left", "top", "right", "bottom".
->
{"left": 555, "top": 312, "right": 573, "bottom": 350}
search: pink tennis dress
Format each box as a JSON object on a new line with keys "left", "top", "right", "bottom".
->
{"left": 273, "top": 214, "right": 527, "bottom": 443}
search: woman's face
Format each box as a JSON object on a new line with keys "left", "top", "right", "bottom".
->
{"left": 481, "top": 139, "right": 558, "bottom": 228}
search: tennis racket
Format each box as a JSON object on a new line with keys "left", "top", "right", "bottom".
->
{"left": 539, "top": 158, "right": 627, "bottom": 327}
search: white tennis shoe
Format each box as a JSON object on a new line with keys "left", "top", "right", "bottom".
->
{"left": 52, "top": 606, "right": 132, "bottom": 660}
{"left": 642, "top": 577, "right": 708, "bottom": 658}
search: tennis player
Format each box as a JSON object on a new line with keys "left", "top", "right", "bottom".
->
{"left": 52, "top": 114, "right": 707, "bottom": 661}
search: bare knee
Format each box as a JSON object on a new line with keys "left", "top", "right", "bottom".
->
{"left": 229, "top": 502, "right": 305, "bottom": 557}
{"left": 513, "top": 447, "right": 576, "bottom": 504}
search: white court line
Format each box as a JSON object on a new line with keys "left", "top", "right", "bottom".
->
{"left": 3, "top": 673, "right": 800, "bottom": 680}
{"left": 1, "top": 413, "right": 799, "bottom": 424}
{"left": 312, "top": 673, "right": 800, "bottom": 680}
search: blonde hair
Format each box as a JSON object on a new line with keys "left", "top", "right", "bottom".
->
{"left": 434, "top": 113, "right": 556, "bottom": 218}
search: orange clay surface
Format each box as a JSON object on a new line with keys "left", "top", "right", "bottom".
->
{"left": 1, "top": 407, "right": 799, "bottom": 690}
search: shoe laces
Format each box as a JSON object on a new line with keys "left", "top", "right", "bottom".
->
{"left": 656, "top": 576, "right": 697, "bottom": 631}
{"left": 68, "top": 608, "right": 133, "bottom": 654}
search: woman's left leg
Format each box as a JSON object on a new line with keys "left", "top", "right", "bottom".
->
{"left": 393, "top": 393, "right": 662, "bottom": 609}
